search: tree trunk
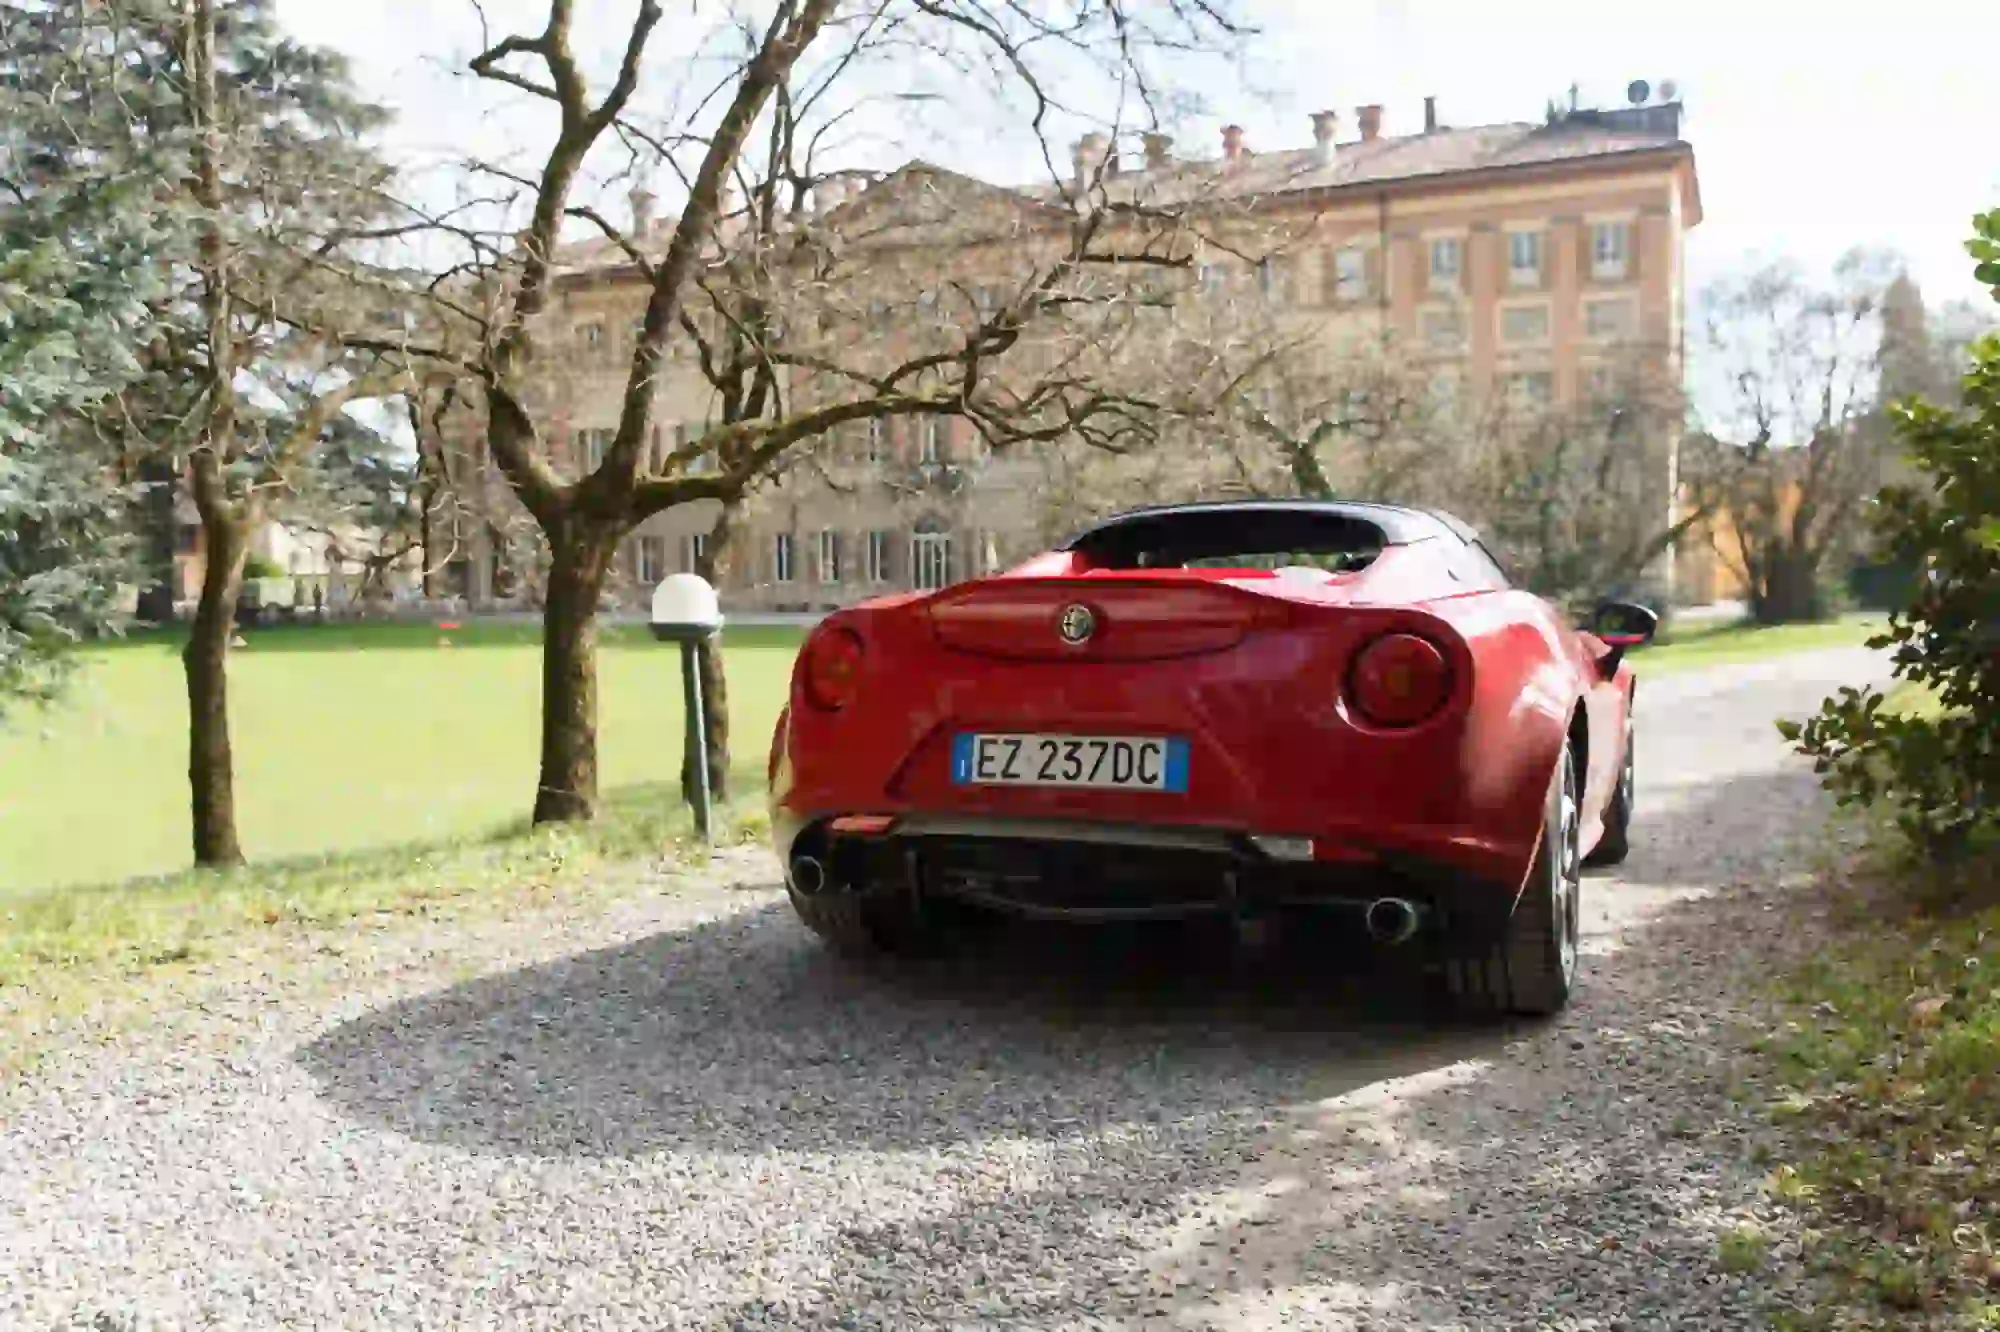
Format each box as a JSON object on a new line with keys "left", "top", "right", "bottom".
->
{"left": 682, "top": 503, "right": 740, "bottom": 809}
{"left": 681, "top": 635, "right": 730, "bottom": 807}
{"left": 1753, "top": 546, "right": 1825, "bottom": 625}
{"left": 533, "top": 534, "right": 614, "bottom": 823}
{"left": 1284, "top": 440, "right": 1335, "bottom": 499}
{"left": 184, "top": 510, "right": 248, "bottom": 867}
{"left": 418, "top": 473, "right": 437, "bottom": 600}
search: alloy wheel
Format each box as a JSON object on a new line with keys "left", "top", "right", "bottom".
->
{"left": 1554, "top": 758, "right": 1582, "bottom": 986}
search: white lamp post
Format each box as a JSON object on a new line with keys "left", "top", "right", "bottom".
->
{"left": 649, "top": 573, "right": 726, "bottom": 845}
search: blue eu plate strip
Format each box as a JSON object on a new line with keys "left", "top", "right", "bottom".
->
{"left": 951, "top": 733, "right": 976, "bottom": 783}
{"left": 1163, "top": 738, "right": 1190, "bottom": 793}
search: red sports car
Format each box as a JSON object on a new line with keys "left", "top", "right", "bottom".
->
{"left": 766, "top": 500, "right": 1658, "bottom": 1015}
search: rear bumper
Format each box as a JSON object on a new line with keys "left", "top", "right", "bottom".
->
{"left": 773, "top": 810, "right": 1523, "bottom": 942}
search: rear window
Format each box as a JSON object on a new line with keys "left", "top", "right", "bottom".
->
{"left": 1067, "top": 508, "right": 1389, "bottom": 573}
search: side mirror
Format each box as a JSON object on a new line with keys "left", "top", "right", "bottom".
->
{"left": 1588, "top": 600, "right": 1659, "bottom": 672}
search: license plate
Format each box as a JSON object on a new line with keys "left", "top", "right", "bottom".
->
{"left": 951, "top": 733, "right": 1189, "bottom": 792}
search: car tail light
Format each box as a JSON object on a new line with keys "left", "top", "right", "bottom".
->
{"left": 802, "top": 626, "right": 866, "bottom": 711}
{"left": 1348, "top": 632, "right": 1452, "bottom": 728}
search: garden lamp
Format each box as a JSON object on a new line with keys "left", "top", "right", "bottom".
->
{"left": 649, "top": 573, "right": 725, "bottom": 846}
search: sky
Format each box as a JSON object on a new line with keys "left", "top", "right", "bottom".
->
{"left": 273, "top": 0, "right": 2000, "bottom": 312}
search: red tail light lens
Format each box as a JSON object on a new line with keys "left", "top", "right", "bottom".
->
{"left": 1348, "top": 632, "right": 1452, "bottom": 727}
{"left": 802, "top": 627, "right": 865, "bottom": 711}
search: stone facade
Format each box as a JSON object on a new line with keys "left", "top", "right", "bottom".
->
{"left": 446, "top": 95, "right": 1702, "bottom": 612}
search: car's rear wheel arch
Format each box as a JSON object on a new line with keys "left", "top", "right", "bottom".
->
{"left": 1566, "top": 702, "right": 1590, "bottom": 800}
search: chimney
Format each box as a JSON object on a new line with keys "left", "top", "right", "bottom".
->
{"left": 628, "top": 185, "right": 655, "bottom": 238}
{"left": 1221, "top": 123, "right": 1245, "bottom": 164}
{"left": 1423, "top": 95, "right": 1438, "bottom": 133}
{"left": 1142, "top": 131, "right": 1173, "bottom": 169}
{"left": 1357, "top": 104, "right": 1383, "bottom": 142}
{"left": 1309, "top": 110, "right": 1338, "bottom": 164}
{"left": 1071, "top": 131, "right": 1110, "bottom": 192}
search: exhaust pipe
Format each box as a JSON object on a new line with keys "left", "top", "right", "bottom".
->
{"left": 1364, "top": 896, "right": 1421, "bottom": 946}
{"left": 791, "top": 855, "right": 826, "bottom": 897}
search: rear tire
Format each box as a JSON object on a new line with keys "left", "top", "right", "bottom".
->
{"left": 1585, "top": 718, "right": 1634, "bottom": 868}
{"left": 1443, "top": 740, "right": 1583, "bottom": 1018}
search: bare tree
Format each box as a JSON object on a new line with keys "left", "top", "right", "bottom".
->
{"left": 381, "top": 0, "right": 1247, "bottom": 824}
{"left": 1468, "top": 348, "right": 1698, "bottom": 608}
{"left": 1014, "top": 226, "right": 1446, "bottom": 539}
{"left": 165, "top": 0, "right": 426, "bottom": 864}
{"left": 1191, "top": 329, "right": 1445, "bottom": 505}
{"left": 1043, "top": 283, "right": 1702, "bottom": 616}
{"left": 1687, "top": 249, "right": 1900, "bottom": 624}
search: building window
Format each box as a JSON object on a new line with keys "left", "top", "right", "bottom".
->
{"left": 682, "top": 532, "right": 707, "bottom": 573}
{"left": 911, "top": 522, "right": 952, "bottom": 591}
{"left": 866, "top": 418, "right": 886, "bottom": 463}
{"left": 576, "top": 428, "right": 611, "bottom": 472}
{"left": 773, "top": 532, "right": 796, "bottom": 584}
{"left": 1198, "top": 262, "right": 1225, "bottom": 295}
{"left": 637, "top": 536, "right": 668, "bottom": 584}
{"left": 1502, "top": 371, "right": 1554, "bottom": 413}
{"left": 1585, "top": 297, "right": 1636, "bottom": 341}
{"left": 1426, "top": 370, "right": 1462, "bottom": 416}
{"left": 1500, "top": 303, "right": 1550, "bottom": 345}
{"left": 1590, "top": 221, "right": 1630, "bottom": 280}
{"left": 815, "top": 529, "right": 841, "bottom": 583}
{"left": 1584, "top": 363, "right": 1617, "bottom": 404}
{"left": 1421, "top": 306, "right": 1464, "bottom": 349}
{"left": 1256, "top": 257, "right": 1284, "bottom": 302}
{"left": 866, "top": 529, "right": 891, "bottom": 584}
{"left": 1506, "top": 230, "right": 1542, "bottom": 287}
{"left": 1427, "top": 237, "right": 1462, "bottom": 291}
{"left": 581, "top": 322, "right": 605, "bottom": 350}
{"left": 918, "top": 417, "right": 941, "bottom": 465}
{"left": 1332, "top": 246, "right": 1366, "bottom": 302}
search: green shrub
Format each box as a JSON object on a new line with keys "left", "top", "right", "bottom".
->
{"left": 241, "top": 555, "right": 286, "bottom": 580}
{"left": 1777, "top": 211, "right": 2000, "bottom": 858}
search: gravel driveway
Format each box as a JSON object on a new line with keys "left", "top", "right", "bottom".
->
{"left": 2, "top": 647, "right": 1887, "bottom": 1332}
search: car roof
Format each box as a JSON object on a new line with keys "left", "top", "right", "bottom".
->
{"left": 1059, "top": 499, "right": 1467, "bottom": 551}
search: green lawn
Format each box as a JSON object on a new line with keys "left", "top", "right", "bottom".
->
{"left": 1629, "top": 611, "right": 1884, "bottom": 674}
{"left": 0, "top": 620, "right": 807, "bottom": 896}
{"left": 1, "top": 610, "right": 1885, "bottom": 896}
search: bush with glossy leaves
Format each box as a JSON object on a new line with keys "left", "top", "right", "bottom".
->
{"left": 1777, "top": 211, "right": 2000, "bottom": 856}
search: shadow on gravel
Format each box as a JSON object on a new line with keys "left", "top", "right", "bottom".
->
{"left": 299, "top": 897, "right": 1507, "bottom": 1160}
{"left": 703, "top": 877, "right": 1808, "bottom": 1332}
{"left": 296, "top": 744, "right": 1833, "bottom": 1326}
{"left": 299, "top": 755, "right": 1822, "bottom": 1162}
{"left": 702, "top": 768, "right": 1832, "bottom": 1330}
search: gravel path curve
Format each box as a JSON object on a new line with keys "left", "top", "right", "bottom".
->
{"left": 2, "top": 647, "right": 1887, "bottom": 1331}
